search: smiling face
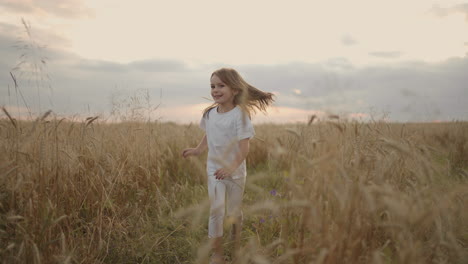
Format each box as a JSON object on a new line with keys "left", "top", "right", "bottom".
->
{"left": 210, "top": 74, "right": 238, "bottom": 107}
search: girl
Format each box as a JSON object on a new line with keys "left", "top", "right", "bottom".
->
{"left": 182, "top": 68, "right": 274, "bottom": 263}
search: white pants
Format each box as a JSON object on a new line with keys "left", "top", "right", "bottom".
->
{"left": 207, "top": 176, "right": 246, "bottom": 238}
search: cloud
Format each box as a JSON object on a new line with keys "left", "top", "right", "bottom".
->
{"left": 129, "top": 60, "right": 188, "bottom": 72}
{"left": 324, "top": 57, "right": 354, "bottom": 70}
{"left": 157, "top": 103, "right": 210, "bottom": 124}
{"left": 369, "top": 51, "right": 403, "bottom": 59}
{"left": 452, "top": 3, "right": 468, "bottom": 19}
{"left": 0, "top": 21, "right": 71, "bottom": 49}
{"left": 74, "top": 60, "right": 127, "bottom": 73}
{"left": 293, "top": 89, "right": 302, "bottom": 95}
{"left": 239, "top": 58, "right": 468, "bottom": 122}
{"left": 0, "top": 105, "right": 33, "bottom": 120}
{"left": 341, "top": 35, "right": 357, "bottom": 46}
{"left": 1, "top": 22, "right": 467, "bottom": 123}
{"left": 256, "top": 106, "right": 326, "bottom": 124}
{"left": 430, "top": 3, "right": 468, "bottom": 21}
{"left": 0, "top": 0, "right": 93, "bottom": 19}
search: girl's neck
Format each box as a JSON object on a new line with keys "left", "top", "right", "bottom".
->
{"left": 217, "top": 103, "right": 236, "bottom": 113}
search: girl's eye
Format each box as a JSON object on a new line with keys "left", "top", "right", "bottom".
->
{"left": 210, "top": 85, "right": 214, "bottom": 89}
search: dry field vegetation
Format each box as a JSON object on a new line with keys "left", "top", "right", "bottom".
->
{"left": 0, "top": 109, "right": 467, "bottom": 264}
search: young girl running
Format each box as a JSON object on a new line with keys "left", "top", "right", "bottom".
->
{"left": 182, "top": 68, "right": 274, "bottom": 263}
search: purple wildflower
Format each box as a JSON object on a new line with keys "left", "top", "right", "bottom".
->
{"left": 270, "top": 189, "right": 277, "bottom": 196}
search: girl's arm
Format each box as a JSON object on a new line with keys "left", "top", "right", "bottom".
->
{"left": 214, "top": 138, "right": 250, "bottom": 179}
{"left": 182, "top": 134, "right": 207, "bottom": 158}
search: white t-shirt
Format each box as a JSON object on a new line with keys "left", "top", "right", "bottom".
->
{"left": 200, "top": 106, "right": 255, "bottom": 179}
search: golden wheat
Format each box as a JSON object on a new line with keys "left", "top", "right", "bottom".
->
{"left": 0, "top": 116, "right": 467, "bottom": 263}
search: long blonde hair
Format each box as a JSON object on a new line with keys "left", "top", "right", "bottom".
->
{"left": 203, "top": 68, "right": 275, "bottom": 118}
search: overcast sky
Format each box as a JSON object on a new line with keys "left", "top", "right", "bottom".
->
{"left": 0, "top": 0, "right": 467, "bottom": 123}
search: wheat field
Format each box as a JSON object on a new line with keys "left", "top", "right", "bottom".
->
{"left": 0, "top": 110, "right": 467, "bottom": 263}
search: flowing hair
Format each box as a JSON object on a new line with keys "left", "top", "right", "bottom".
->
{"left": 203, "top": 68, "right": 275, "bottom": 118}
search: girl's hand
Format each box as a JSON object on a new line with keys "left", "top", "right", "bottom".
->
{"left": 182, "top": 148, "right": 199, "bottom": 158}
{"left": 214, "top": 167, "right": 234, "bottom": 179}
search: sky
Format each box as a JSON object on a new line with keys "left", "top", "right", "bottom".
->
{"left": 0, "top": 0, "right": 467, "bottom": 123}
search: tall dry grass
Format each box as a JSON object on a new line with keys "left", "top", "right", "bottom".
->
{"left": 0, "top": 110, "right": 467, "bottom": 263}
